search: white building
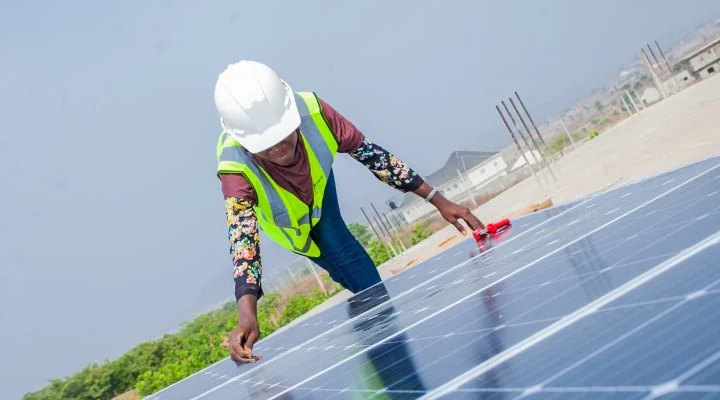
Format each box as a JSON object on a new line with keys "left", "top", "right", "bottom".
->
{"left": 637, "top": 70, "right": 694, "bottom": 105}
{"left": 679, "top": 37, "right": 720, "bottom": 80}
{"left": 663, "top": 70, "right": 696, "bottom": 93}
{"left": 641, "top": 87, "right": 662, "bottom": 106}
{"left": 466, "top": 154, "right": 508, "bottom": 186}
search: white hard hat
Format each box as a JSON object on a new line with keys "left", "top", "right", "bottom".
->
{"left": 214, "top": 60, "right": 300, "bottom": 153}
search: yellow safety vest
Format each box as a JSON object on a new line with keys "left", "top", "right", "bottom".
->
{"left": 216, "top": 92, "right": 339, "bottom": 257}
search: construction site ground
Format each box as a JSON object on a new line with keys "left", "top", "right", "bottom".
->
{"left": 277, "top": 73, "right": 720, "bottom": 333}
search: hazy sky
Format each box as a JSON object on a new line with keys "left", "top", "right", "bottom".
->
{"left": 1, "top": 1, "right": 719, "bottom": 398}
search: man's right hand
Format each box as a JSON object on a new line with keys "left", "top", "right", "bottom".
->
{"left": 229, "top": 294, "right": 262, "bottom": 364}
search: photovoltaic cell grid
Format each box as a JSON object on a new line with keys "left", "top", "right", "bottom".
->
{"left": 148, "top": 155, "right": 720, "bottom": 400}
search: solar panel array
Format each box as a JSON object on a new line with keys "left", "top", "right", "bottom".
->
{"left": 148, "top": 155, "right": 720, "bottom": 400}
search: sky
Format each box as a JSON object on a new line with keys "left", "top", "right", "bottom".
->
{"left": 1, "top": 0, "right": 719, "bottom": 398}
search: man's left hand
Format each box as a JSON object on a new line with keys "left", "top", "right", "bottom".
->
{"left": 432, "top": 197, "right": 485, "bottom": 235}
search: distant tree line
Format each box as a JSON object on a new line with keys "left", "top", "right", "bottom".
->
{"left": 24, "top": 289, "right": 340, "bottom": 400}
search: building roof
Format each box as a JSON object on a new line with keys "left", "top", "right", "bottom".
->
{"left": 510, "top": 150, "right": 542, "bottom": 171}
{"left": 679, "top": 36, "right": 720, "bottom": 63}
{"left": 399, "top": 150, "right": 497, "bottom": 207}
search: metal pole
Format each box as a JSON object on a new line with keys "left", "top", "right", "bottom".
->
{"left": 502, "top": 100, "right": 542, "bottom": 166}
{"left": 501, "top": 101, "right": 547, "bottom": 185}
{"left": 456, "top": 169, "right": 478, "bottom": 207}
{"left": 514, "top": 91, "right": 554, "bottom": 154}
{"left": 560, "top": 118, "right": 575, "bottom": 145}
{"left": 624, "top": 90, "right": 640, "bottom": 113}
{"left": 495, "top": 105, "right": 544, "bottom": 190}
{"left": 371, "top": 202, "right": 393, "bottom": 241}
{"left": 640, "top": 48, "right": 667, "bottom": 99}
{"left": 361, "top": 207, "right": 391, "bottom": 258}
{"left": 372, "top": 215, "right": 397, "bottom": 256}
{"left": 655, "top": 40, "right": 673, "bottom": 72}
{"left": 383, "top": 212, "right": 407, "bottom": 251}
{"left": 398, "top": 209, "right": 409, "bottom": 228}
{"left": 305, "top": 259, "right": 327, "bottom": 294}
{"left": 287, "top": 267, "right": 298, "bottom": 283}
{"left": 655, "top": 40, "right": 680, "bottom": 93}
{"left": 509, "top": 97, "right": 558, "bottom": 182}
{"left": 371, "top": 202, "right": 401, "bottom": 254}
{"left": 389, "top": 207, "right": 405, "bottom": 229}
{"left": 647, "top": 43, "right": 662, "bottom": 71}
{"left": 390, "top": 203, "right": 408, "bottom": 228}
{"left": 372, "top": 202, "right": 406, "bottom": 251}
{"left": 621, "top": 96, "right": 633, "bottom": 115}
{"left": 630, "top": 89, "right": 644, "bottom": 109}
{"left": 385, "top": 206, "right": 399, "bottom": 230}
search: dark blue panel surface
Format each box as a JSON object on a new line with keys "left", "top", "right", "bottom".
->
{"left": 521, "top": 392, "right": 649, "bottom": 400}
{"left": 657, "top": 393, "right": 720, "bottom": 400}
{"left": 147, "top": 156, "right": 720, "bottom": 400}
{"left": 457, "top": 238, "right": 720, "bottom": 399}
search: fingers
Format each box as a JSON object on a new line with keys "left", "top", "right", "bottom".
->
{"left": 229, "top": 330, "right": 247, "bottom": 363}
{"left": 452, "top": 219, "right": 466, "bottom": 235}
{"left": 229, "top": 327, "right": 261, "bottom": 364}
{"left": 453, "top": 208, "right": 484, "bottom": 234}
{"left": 461, "top": 209, "right": 484, "bottom": 230}
{"left": 242, "top": 329, "right": 259, "bottom": 357}
{"left": 441, "top": 203, "right": 485, "bottom": 234}
{"left": 446, "top": 215, "right": 465, "bottom": 235}
{"left": 236, "top": 353, "right": 261, "bottom": 363}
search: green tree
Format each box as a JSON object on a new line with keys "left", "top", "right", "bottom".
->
{"left": 367, "top": 239, "right": 391, "bottom": 265}
{"left": 347, "top": 222, "right": 373, "bottom": 247}
{"left": 279, "top": 291, "right": 323, "bottom": 325}
{"left": 551, "top": 136, "right": 569, "bottom": 155}
{"left": 25, "top": 274, "right": 345, "bottom": 399}
{"left": 410, "top": 222, "right": 432, "bottom": 245}
{"left": 594, "top": 100, "right": 604, "bottom": 112}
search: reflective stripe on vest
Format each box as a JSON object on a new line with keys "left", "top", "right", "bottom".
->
{"left": 216, "top": 91, "right": 338, "bottom": 257}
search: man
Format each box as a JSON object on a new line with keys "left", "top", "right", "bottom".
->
{"left": 213, "top": 60, "right": 484, "bottom": 363}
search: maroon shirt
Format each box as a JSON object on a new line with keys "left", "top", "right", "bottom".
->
{"left": 220, "top": 97, "right": 365, "bottom": 205}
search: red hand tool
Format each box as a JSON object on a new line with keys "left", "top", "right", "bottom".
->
{"left": 473, "top": 218, "right": 511, "bottom": 242}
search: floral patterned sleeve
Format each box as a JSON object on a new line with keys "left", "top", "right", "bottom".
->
{"left": 224, "top": 197, "right": 263, "bottom": 301}
{"left": 349, "top": 138, "right": 425, "bottom": 192}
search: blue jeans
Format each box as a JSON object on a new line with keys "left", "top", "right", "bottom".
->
{"left": 307, "top": 171, "right": 382, "bottom": 293}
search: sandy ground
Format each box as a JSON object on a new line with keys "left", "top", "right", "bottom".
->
{"left": 277, "top": 73, "right": 720, "bottom": 329}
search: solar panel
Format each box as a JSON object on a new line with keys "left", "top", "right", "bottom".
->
{"left": 148, "top": 155, "right": 720, "bottom": 400}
